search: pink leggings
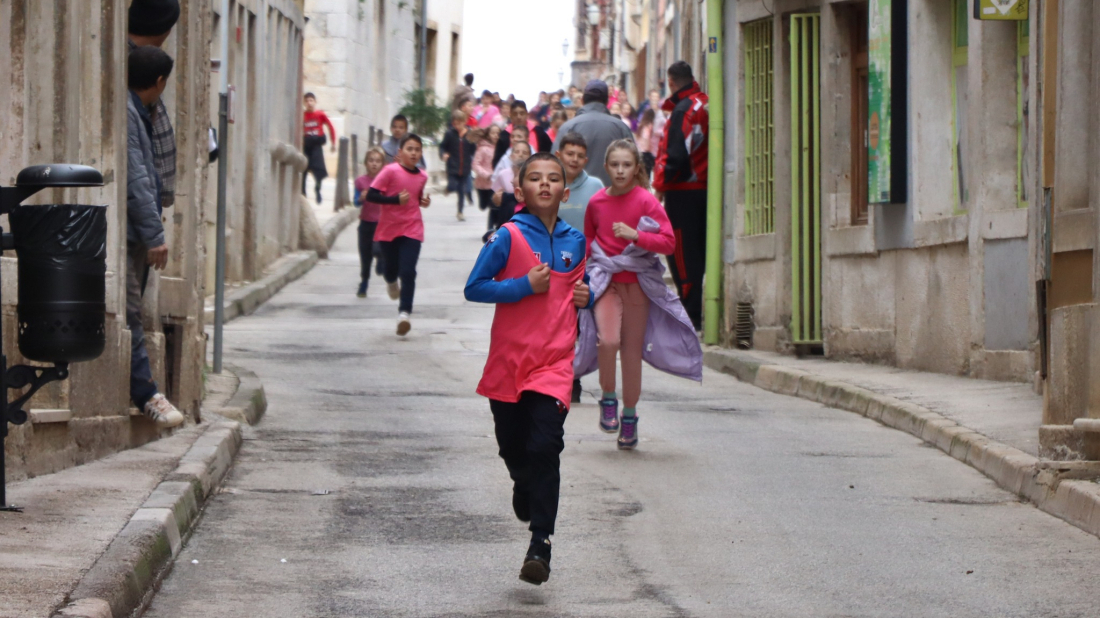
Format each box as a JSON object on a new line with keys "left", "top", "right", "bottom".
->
{"left": 594, "top": 282, "right": 650, "bottom": 408}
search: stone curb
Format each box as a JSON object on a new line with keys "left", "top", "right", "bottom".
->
{"left": 203, "top": 251, "right": 318, "bottom": 325}
{"left": 50, "top": 420, "right": 242, "bottom": 618}
{"left": 702, "top": 347, "right": 1100, "bottom": 541}
{"left": 322, "top": 206, "right": 359, "bottom": 251}
{"left": 202, "top": 206, "right": 358, "bottom": 326}
{"left": 209, "top": 364, "right": 268, "bottom": 426}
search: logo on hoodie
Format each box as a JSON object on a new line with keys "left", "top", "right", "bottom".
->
{"left": 560, "top": 251, "right": 574, "bottom": 268}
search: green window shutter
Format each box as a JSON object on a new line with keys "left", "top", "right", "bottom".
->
{"left": 743, "top": 18, "right": 775, "bottom": 236}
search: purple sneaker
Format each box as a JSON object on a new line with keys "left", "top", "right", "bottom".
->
{"left": 618, "top": 416, "right": 638, "bottom": 450}
{"left": 599, "top": 398, "right": 619, "bottom": 433}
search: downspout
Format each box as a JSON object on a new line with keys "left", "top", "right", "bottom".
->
{"left": 703, "top": 0, "right": 724, "bottom": 345}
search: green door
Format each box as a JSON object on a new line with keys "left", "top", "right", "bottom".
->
{"left": 790, "top": 13, "right": 822, "bottom": 345}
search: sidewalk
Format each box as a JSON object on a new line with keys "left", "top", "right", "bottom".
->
{"left": 704, "top": 347, "right": 1100, "bottom": 540}
{"left": 0, "top": 367, "right": 264, "bottom": 618}
{"left": 204, "top": 182, "right": 358, "bottom": 325}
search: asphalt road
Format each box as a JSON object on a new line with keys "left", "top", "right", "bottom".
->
{"left": 145, "top": 196, "right": 1100, "bottom": 618}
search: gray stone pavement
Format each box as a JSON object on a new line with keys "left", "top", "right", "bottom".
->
{"left": 144, "top": 195, "right": 1100, "bottom": 617}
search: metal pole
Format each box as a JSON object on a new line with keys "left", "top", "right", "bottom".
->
{"left": 419, "top": 0, "right": 428, "bottom": 90}
{"left": 213, "top": 0, "right": 231, "bottom": 374}
{"left": 703, "top": 0, "right": 724, "bottom": 345}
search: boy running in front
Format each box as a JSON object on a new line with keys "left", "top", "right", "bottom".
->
{"left": 464, "top": 153, "right": 593, "bottom": 586}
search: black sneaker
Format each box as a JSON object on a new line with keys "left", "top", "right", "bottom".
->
{"left": 571, "top": 378, "right": 582, "bottom": 404}
{"left": 512, "top": 488, "right": 531, "bottom": 522}
{"left": 519, "top": 538, "right": 552, "bottom": 585}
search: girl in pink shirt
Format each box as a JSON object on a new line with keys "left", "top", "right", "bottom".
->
{"left": 583, "top": 139, "right": 675, "bottom": 448}
{"left": 353, "top": 147, "right": 386, "bottom": 297}
{"left": 368, "top": 134, "right": 432, "bottom": 336}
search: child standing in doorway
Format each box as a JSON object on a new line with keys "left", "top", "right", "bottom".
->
{"left": 368, "top": 134, "right": 431, "bottom": 336}
{"left": 577, "top": 139, "right": 703, "bottom": 449}
{"left": 353, "top": 147, "right": 386, "bottom": 297}
{"left": 465, "top": 153, "right": 592, "bottom": 586}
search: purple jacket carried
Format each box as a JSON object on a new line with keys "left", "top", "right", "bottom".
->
{"left": 575, "top": 217, "right": 704, "bottom": 382}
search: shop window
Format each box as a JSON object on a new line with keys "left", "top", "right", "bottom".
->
{"left": 744, "top": 18, "right": 775, "bottom": 235}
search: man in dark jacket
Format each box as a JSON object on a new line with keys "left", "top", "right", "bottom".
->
{"left": 653, "top": 61, "right": 709, "bottom": 331}
{"left": 440, "top": 110, "right": 478, "bottom": 221}
{"left": 127, "top": 45, "right": 184, "bottom": 428}
{"left": 551, "top": 80, "right": 635, "bottom": 186}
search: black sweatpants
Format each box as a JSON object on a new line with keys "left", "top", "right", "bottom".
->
{"left": 490, "top": 391, "right": 569, "bottom": 537}
{"left": 357, "top": 220, "right": 378, "bottom": 286}
{"left": 379, "top": 236, "right": 421, "bottom": 314}
{"left": 665, "top": 189, "right": 708, "bottom": 331}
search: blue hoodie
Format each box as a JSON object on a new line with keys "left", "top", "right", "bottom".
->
{"left": 465, "top": 211, "right": 593, "bottom": 306}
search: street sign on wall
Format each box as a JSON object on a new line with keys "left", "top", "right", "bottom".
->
{"left": 974, "top": 0, "right": 1028, "bottom": 20}
{"left": 868, "top": 0, "right": 908, "bottom": 204}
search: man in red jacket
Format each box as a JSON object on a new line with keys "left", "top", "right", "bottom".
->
{"left": 653, "top": 61, "right": 709, "bottom": 331}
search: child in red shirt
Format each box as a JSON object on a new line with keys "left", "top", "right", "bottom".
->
{"left": 367, "top": 135, "right": 431, "bottom": 336}
{"left": 302, "top": 92, "right": 336, "bottom": 204}
{"left": 583, "top": 139, "right": 675, "bottom": 448}
{"left": 353, "top": 147, "right": 386, "bottom": 297}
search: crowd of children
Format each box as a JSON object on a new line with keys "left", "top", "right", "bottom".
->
{"left": 339, "top": 81, "right": 698, "bottom": 585}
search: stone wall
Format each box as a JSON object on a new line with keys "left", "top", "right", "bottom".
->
{"left": 0, "top": 0, "right": 307, "bottom": 482}
{"left": 303, "top": 0, "right": 417, "bottom": 170}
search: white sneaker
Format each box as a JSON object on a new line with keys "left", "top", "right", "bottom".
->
{"left": 456, "top": 212, "right": 466, "bottom": 221}
{"left": 387, "top": 281, "right": 400, "bottom": 300}
{"left": 143, "top": 393, "right": 185, "bottom": 428}
{"left": 397, "top": 312, "right": 411, "bottom": 336}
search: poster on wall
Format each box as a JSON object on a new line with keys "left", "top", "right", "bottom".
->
{"left": 868, "top": 0, "right": 908, "bottom": 204}
{"left": 974, "top": 0, "right": 1028, "bottom": 20}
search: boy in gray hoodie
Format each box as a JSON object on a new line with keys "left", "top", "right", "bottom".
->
{"left": 127, "top": 45, "right": 184, "bottom": 428}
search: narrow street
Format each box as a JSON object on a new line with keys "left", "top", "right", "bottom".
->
{"left": 145, "top": 196, "right": 1100, "bottom": 618}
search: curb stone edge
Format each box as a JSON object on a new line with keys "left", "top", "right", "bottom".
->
{"left": 702, "top": 347, "right": 1100, "bottom": 541}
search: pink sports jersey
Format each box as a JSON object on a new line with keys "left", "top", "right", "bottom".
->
{"left": 584, "top": 185, "right": 675, "bottom": 283}
{"left": 476, "top": 222, "right": 585, "bottom": 408}
{"left": 370, "top": 162, "right": 429, "bottom": 242}
{"left": 354, "top": 173, "right": 381, "bottom": 222}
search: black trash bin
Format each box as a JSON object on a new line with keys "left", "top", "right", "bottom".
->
{"left": 9, "top": 204, "right": 108, "bottom": 363}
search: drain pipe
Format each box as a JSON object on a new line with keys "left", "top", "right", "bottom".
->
{"left": 703, "top": 0, "right": 724, "bottom": 345}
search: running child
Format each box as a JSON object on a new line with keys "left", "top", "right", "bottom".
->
{"left": 465, "top": 152, "right": 593, "bottom": 586}
{"left": 440, "top": 110, "right": 477, "bottom": 221}
{"left": 554, "top": 131, "right": 605, "bottom": 402}
{"left": 577, "top": 139, "right": 703, "bottom": 449}
{"left": 490, "top": 140, "right": 531, "bottom": 225}
{"left": 473, "top": 126, "right": 499, "bottom": 230}
{"left": 367, "top": 134, "right": 431, "bottom": 336}
{"left": 353, "top": 146, "right": 386, "bottom": 297}
{"left": 302, "top": 92, "right": 336, "bottom": 203}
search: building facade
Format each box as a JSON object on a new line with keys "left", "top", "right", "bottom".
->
{"left": 417, "top": 0, "right": 465, "bottom": 107}
{"left": 721, "top": 0, "right": 1037, "bottom": 386}
{"left": 1, "top": 0, "right": 308, "bottom": 482}
{"left": 303, "top": 0, "right": 417, "bottom": 157}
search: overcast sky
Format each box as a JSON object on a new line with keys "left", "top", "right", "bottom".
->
{"left": 460, "top": 0, "right": 575, "bottom": 105}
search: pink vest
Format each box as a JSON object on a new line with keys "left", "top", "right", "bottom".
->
{"left": 476, "top": 222, "right": 586, "bottom": 408}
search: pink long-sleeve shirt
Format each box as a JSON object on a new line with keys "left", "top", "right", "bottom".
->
{"left": 584, "top": 185, "right": 676, "bottom": 284}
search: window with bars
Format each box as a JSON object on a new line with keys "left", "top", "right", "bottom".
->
{"left": 743, "top": 18, "right": 775, "bottom": 236}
